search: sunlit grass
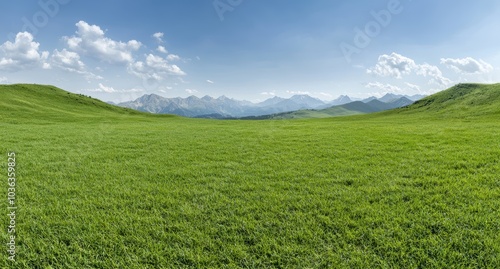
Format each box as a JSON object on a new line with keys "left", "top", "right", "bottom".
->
{"left": 1, "top": 84, "right": 499, "bottom": 268}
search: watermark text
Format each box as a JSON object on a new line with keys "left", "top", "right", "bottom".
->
{"left": 340, "top": 0, "right": 406, "bottom": 63}
{"left": 8, "top": 0, "right": 72, "bottom": 41}
{"left": 213, "top": 0, "right": 244, "bottom": 21}
{"left": 6, "top": 152, "right": 17, "bottom": 262}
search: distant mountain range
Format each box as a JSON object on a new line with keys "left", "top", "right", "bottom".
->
{"left": 242, "top": 96, "right": 417, "bottom": 120}
{"left": 117, "top": 93, "right": 426, "bottom": 118}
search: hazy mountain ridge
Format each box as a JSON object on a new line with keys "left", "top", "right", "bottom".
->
{"left": 118, "top": 93, "right": 426, "bottom": 118}
{"left": 245, "top": 96, "right": 416, "bottom": 120}
{"left": 1, "top": 83, "right": 498, "bottom": 121}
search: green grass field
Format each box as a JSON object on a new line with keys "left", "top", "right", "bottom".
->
{"left": 1, "top": 83, "right": 500, "bottom": 268}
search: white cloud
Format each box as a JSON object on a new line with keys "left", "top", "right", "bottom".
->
{"left": 84, "top": 83, "right": 116, "bottom": 93}
{"left": 157, "top": 46, "right": 168, "bottom": 54}
{"left": 415, "top": 63, "right": 451, "bottom": 86}
{"left": 0, "top": 77, "right": 8, "bottom": 83}
{"left": 365, "top": 81, "right": 440, "bottom": 97}
{"left": 365, "top": 82, "right": 404, "bottom": 94}
{"left": 65, "top": 21, "right": 141, "bottom": 64}
{"left": 153, "top": 32, "right": 164, "bottom": 43}
{"left": 185, "top": 89, "right": 198, "bottom": 94}
{"left": 405, "top": 82, "right": 421, "bottom": 92}
{"left": 52, "top": 49, "right": 85, "bottom": 72}
{"left": 440, "top": 57, "right": 493, "bottom": 74}
{"left": 367, "top": 52, "right": 451, "bottom": 86}
{"left": 286, "top": 90, "right": 310, "bottom": 95}
{"left": 206, "top": 80, "right": 214, "bottom": 84}
{"left": 260, "top": 91, "right": 276, "bottom": 96}
{"left": 86, "top": 83, "right": 144, "bottom": 93}
{"left": 128, "top": 54, "right": 186, "bottom": 82}
{"left": 167, "top": 54, "right": 181, "bottom": 61}
{"left": 51, "top": 49, "right": 102, "bottom": 80}
{"left": 123, "top": 88, "right": 144, "bottom": 93}
{"left": 0, "top": 32, "right": 49, "bottom": 71}
{"left": 367, "top": 53, "right": 415, "bottom": 78}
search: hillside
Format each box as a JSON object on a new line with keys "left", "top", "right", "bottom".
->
{"left": 392, "top": 83, "right": 500, "bottom": 118}
{"left": 0, "top": 84, "right": 161, "bottom": 123}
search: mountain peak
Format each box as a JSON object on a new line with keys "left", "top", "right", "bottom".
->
{"left": 329, "top": 95, "right": 353, "bottom": 106}
{"left": 117, "top": 91, "right": 430, "bottom": 118}
{"left": 290, "top": 94, "right": 321, "bottom": 100}
{"left": 138, "top": 93, "right": 165, "bottom": 102}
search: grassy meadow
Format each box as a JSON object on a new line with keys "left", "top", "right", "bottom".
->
{"left": 1, "top": 84, "right": 500, "bottom": 268}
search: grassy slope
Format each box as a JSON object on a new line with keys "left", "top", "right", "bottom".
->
{"left": 1, "top": 84, "right": 500, "bottom": 268}
{"left": 390, "top": 83, "right": 500, "bottom": 118}
{"left": 0, "top": 84, "right": 154, "bottom": 123}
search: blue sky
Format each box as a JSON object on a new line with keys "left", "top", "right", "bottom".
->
{"left": 1, "top": 0, "right": 499, "bottom": 102}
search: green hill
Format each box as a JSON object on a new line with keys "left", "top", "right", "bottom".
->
{"left": 0, "top": 84, "right": 161, "bottom": 123}
{"left": 265, "top": 83, "right": 500, "bottom": 120}
{"left": 392, "top": 83, "right": 500, "bottom": 118}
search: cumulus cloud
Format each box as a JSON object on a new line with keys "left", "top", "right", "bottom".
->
{"left": 52, "top": 49, "right": 85, "bottom": 72}
{"left": 94, "top": 83, "right": 116, "bottom": 93}
{"left": 440, "top": 57, "right": 493, "bottom": 74}
{"left": 206, "top": 80, "right": 214, "bottom": 84}
{"left": 65, "top": 21, "right": 142, "bottom": 64}
{"left": 367, "top": 53, "right": 415, "bottom": 78}
{"left": 153, "top": 32, "right": 164, "bottom": 43}
{"left": 415, "top": 63, "right": 451, "bottom": 86}
{"left": 365, "top": 81, "right": 439, "bottom": 97}
{"left": 0, "top": 32, "right": 49, "bottom": 71}
{"left": 185, "top": 89, "right": 198, "bottom": 94}
{"left": 50, "top": 49, "right": 101, "bottom": 80}
{"left": 128, "top": 54, "right": 186, "bottom": 82}
{"left": 87, "top": 83, "right": 144, "bottom": 93}
{"left": 157, "top": 46, "right": 168, "bottom": 54}
{"left": 367, "top": 52, "right": 452, "bottom": 86}
{"left": 0, "top": 77, "right": 8, "bottom": 83}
